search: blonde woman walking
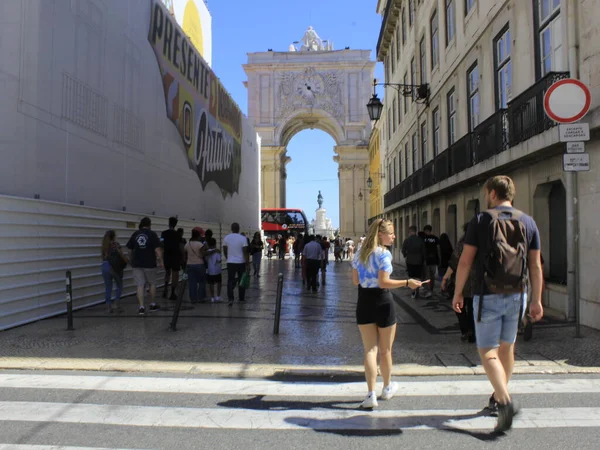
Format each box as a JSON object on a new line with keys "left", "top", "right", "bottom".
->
{"left": 352, "top": 219, "right": 427, "bottom": 408}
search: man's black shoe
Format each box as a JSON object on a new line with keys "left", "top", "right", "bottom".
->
{"left": 485, "top": 394, "right": 499, "bottom": 416}
{"left": 495, "top": 401, "right": 518, "bottom": 433}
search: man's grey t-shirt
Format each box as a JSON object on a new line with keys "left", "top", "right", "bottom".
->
{"left": 464, "top": 206, "right": 541, "bottom": 296}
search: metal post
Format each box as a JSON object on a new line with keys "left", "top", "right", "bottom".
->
{"left": 169, "top": 276, "right": 186, "bottom": 332}
{"left": 566, "top": 0, "right": 581, "bottom": 337}
{"left": 65, "top": 271, "right": 74, "bottom": 331}
{"left": 168, "top": 294, "right": 183, "bottom": 332}
{"left": 273, "top": 273, "right": 284, "bottom": 335}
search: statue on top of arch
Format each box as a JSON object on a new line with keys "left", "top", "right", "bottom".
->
{"left": 289, "top": 27, "right": 334, "bottom": 52}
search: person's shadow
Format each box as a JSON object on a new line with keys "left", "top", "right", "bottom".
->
{"left": 218, "top": 396, "right": 504, "bottom": 441}
{"left": 217, "top": 395, "right": 358, "bottom": 412}
{"left": 285, "top": 410, "right": 503, "bottom": 441}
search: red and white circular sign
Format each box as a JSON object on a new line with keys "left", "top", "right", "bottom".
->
{"left": 544, "top": 78, "right": 592, "bottom": 124}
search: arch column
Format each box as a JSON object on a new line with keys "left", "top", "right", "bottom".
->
{"left": 261, "top": 146, "right": 290, "bottom": 208}
{"left": 336, "top": 145, "right": 369, "bottom": 240}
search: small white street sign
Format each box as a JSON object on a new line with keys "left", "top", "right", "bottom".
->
{"left": 566, "top": 142, "right": 585, "bottom": 153}
{"left": 563, "top": 153, "right": 590, "bottom": 172}
{"left": 559, "top": 123, "right": 590, "bottom": 142}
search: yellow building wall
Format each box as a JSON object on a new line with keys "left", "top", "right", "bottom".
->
{"left": 368, "top": 128, "right": 382, "bottom": 220}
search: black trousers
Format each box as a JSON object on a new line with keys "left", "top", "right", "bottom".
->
{"left": 306, "top": 259, "right": 321, "bottom": 290}
{"left": 456, "top": 296, "right": 475, "bottom": 336}
{"left": 227, "top": 263, "right": 246, "bottom": 301}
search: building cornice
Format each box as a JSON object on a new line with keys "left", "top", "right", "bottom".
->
{"left": 376, "top": 0, "right": 401, "bottom": 61}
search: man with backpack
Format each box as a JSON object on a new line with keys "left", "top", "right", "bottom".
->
{"left": 452, "top": 176, "right": 544, "bottom": 433}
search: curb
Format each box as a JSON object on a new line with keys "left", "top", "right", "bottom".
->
{"left": 1, "top": 357, "right": 599, "bottom": 378}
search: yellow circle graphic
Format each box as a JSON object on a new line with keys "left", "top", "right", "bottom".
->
{"left": 183, "top": 0, "right": 204, "bottom": 58}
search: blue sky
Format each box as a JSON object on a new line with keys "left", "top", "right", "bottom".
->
{"left": 209, "top": 0, "right": 384, "bottom": 228}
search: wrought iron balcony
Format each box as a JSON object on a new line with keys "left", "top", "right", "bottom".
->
{"left": 472, "top": 109, "right": 508, "bottom": 164}
{"left": 383, "top": 72, "right": 571, "bottom": 210}
{"left": 507, "top": 71, "right": 569, "bottom": 147}
{"left": 383, "top": 181, "right": 404, "bottom": 207}
{"left": 449, "top": 134, "right": 473, "bottom": 176}
{"left": 434, "top": 149, "right": 450, "bottom": 184}
{"left": 422, "top": 160, "right": 435, "bottom": 189}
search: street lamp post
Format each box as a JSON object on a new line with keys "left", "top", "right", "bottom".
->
{"left": 366, "top": 79, "right": 430, "bottom": 121}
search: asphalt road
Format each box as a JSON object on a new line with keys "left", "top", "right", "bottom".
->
{"left": 0, "top": 370, "right": 598, "bottom": 450}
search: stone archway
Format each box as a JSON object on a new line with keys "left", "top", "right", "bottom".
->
{"left": 244, "top": 27, "right": 375, "bottom": 237}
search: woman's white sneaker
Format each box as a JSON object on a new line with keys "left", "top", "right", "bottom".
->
{"left": 381, "top": 382, "right": 398, "bottom": 400}
{"left": 360, "top": 392, "right": 378, "bottom": 409}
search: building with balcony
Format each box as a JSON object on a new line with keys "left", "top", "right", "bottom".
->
{"left": 375, "top": 0, "right": 600, "bottom": 329}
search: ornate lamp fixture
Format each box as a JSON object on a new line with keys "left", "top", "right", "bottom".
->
{"left": 366, "top": 79, "right": 430, "bottom": 121}
{"left": 366, "top": 171, "right": 385, "bottom": 189}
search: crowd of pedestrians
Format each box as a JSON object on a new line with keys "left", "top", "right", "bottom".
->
{"left": 100, "top": 218, "right": 246, "bottom": 313}
{"left": 98, "top": 175, "right": 542, "bottom": 433}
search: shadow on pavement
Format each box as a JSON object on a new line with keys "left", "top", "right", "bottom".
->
{"left": 218, "top": 394, "right": 502, "bottom": 441}
{"left": 217, "top": 394, "right": 358, "bottom": 411}
{"left": 284, "top": 409, "right": 502, "bottom": 441}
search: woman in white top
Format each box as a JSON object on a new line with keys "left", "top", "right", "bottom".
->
{"left": 184, "top": 228, "right": 207, "bottom": 303}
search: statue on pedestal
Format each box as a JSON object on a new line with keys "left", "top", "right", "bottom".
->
{"left": 317, "top": 190, "right": 323, "bottom": 209}
{"left": 288, "top": 27, "right": 333, "bottom": 52}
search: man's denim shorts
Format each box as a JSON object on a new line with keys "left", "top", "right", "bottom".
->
{"left": 473, "top": 293, "right": 527, "bottom": 349}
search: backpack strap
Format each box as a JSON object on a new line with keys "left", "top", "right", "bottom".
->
{"left": 484, "top": 208, "right": 523, "bottom": 221}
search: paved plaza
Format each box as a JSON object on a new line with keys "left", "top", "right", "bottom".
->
{"left": 2, "top": 258, "right": 600, "bottom": 449}
{"left": 1, "top": 258, "right": 599, "bottom": 376}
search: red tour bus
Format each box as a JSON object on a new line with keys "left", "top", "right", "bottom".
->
{"left": 261, "top": 208, "right": 309, "bottom": 252}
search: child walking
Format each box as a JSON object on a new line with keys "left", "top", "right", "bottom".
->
{"left": 206, "top": 237, "right": 222, "bottom": 302}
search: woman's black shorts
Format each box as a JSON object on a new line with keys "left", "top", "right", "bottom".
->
{"left": 356, "top": 286, "right": 397, "bottom": 328}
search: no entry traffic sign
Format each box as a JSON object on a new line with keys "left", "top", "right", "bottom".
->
{"left": 544, "top": 78, "right": 592, "bottom": 124}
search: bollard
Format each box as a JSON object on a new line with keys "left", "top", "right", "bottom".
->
{"left": 273, "top": 273, "right": 284, "bottom": 335}
{"left": 168, "top": 293, "right": 184, "bottom": 332}
{"left": 65, "top": 271, "right": 74, "bottom": 331}
{"left": 168, "top": 276, "right": 187, "bottom": 332}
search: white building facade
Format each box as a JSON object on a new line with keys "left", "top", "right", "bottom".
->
{"left": 0, "top": 0, "right": 260, "bottom": 330}
{"left": 376, "top": 0, "right": 600, "bottom": 329}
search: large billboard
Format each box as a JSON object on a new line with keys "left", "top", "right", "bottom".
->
{"left": 149, "top": 0, "right": 241, "bottom": 197}
{"left": 160, "top": 0, "right": 212, "bottom": 66}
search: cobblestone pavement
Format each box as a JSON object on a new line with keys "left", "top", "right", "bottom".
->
{"left": 1, "top": 256, "right": 600, "bottom": 374}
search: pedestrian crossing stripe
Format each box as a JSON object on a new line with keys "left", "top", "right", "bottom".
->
{"left": 0, "top": 446, "right": 148, "bottom": 450}
{"left": 0, "top": 401, "right": 599, "bottom": 430}
{"left": 1, "top": 374, "right": 599, "bottom": 397}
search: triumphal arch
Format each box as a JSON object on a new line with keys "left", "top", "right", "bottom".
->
{"left": 244, "top": 27, "right": 375, "bottom": 237}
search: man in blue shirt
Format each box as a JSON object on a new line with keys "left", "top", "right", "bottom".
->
{"left": 452, "top": 176, "right": 544, "bottom": 432}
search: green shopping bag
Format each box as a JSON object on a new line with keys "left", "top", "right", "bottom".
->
{"left": 240, "top": 271, "right": 250, "bottom": 289}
